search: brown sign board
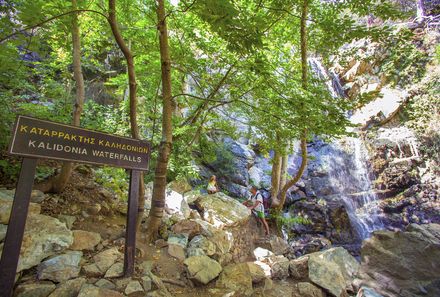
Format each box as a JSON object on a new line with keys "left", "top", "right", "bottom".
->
{"left": 8, "top": 115, "right": 150, "bottom": 171}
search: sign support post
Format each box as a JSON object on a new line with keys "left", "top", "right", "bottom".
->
{"left": 0, "top": 158, "right": 37, "bottom": 297}
{"left": 124, "top": 170, "right": 140, "bottom": 276}
{"left": 0, "top": 116, "right": 151, "bottom": 296}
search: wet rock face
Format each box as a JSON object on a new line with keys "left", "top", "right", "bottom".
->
{"left": 355, "top": 224, "right": 440, "bottom": 297}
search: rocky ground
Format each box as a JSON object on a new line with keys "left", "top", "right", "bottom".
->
{"left": 1, "top": 164, "right": 440, "bottom": 297}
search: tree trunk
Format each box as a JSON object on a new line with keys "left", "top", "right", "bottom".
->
{"left": 51, "top": 0, "right": 85, "bottom": 193}
{"left": 280, "top": 154, "right": 288, "bottom": 190}
{"left": 108, "top": 0, "right": 145, "bottom": 229}
{"left": 275, "top": 0, "right": 309, "bottom": 211}
{"left": 270, "top": 150, "right": 282, "bottom": 203}
{"left": 144, "top": 0, "right": 173, "bottom": 242}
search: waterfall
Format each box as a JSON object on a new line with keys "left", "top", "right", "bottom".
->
{"left": 334, "top": 138, "right": 384, "bottom": 239}
{"left": 309, "top": 58, "right": 384, "bottom": 240}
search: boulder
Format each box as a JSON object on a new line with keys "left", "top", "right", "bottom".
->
{"left": 253, "top": 247, "right": 274, "bottom": 261}
{"left": 289, "top": 256, "right": 309, "bottom": 280}
{"left": 14, "top": 282, "right": 56, "bottom": 297}
{"left": 167, "top": 234, "right": 188, "bottom": 261}
{"left": 125, "top": 280, "right": 144, "bottom": 295}
{"left": 184, "top": 255, "right": 222, "bottom": 285}
{"left": 13, "top": 214, "right": 73, "bottom": 272}
{"left": 247, "top": 262, "right": 266, "bottom": 283}
{"left": 77, "top": 285, "right": 124, "bottom": 297}
{"left": 295, "top": 282, "right": 326, "bottom": 297}
{"left": 57, "top": 215, "right": 76, "bottom": 230}
{"left": 70, "top": 230, "right": 101, "bottom": 251}
{"left": 270, "top": 256, "right": 290, "bottom": 280}
{"left": 95, "top": 279, "right": 116, "bottom": 290}
{"left": 48, "top": 277, "right": 87, "bottom": 297}
{"left": 31, "top": 190, "right": 46, "bottom": 203}
{"left": 192, "top": 192, "right": 251, "bottom": 228}
{"left": 0, "top": 223, "right": 7, "bottom": 242}
{"left": 188, "top": 235, "right": 216, "bottom": 256}
{"left": 145, "top": 184, "right": 191, "bottom": 220}
{"left": 308, "top": 247, "right": 360, "bottom": 297}
{"left": 355, "top": 224, "right": 440, "bottom": 297}
{"left": 216, "top": 263, "right": 253, "bottom": 296}
{"left": 171, "top": 220, "right": 201, "bottom": 239}
{"left": 0, "top": 195, "right": 41, "bottom": 224}
{"left": 93, "top": 247, "right": 122, "bottom": 273}
{"left": 37, "top": 251, "right": 83, "bottom": 283}
{"left": 104, "top": 262, "right": 123, "bottom": 278}
{"left": 269, "top": 236, "right": 290, "bottom": 255}
{"left": 141, "top": 275, "right": 153, "bottom": 291}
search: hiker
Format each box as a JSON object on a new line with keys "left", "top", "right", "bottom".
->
{"left": 207, "top": 175, "right": 219, "bottom": 194}
{"left": 244, "top": 186, "right": 270, "bottom": 236}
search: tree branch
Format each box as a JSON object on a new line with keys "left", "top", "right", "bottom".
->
{"left": 0, "top": 9, "right": 107, "bottom": 43}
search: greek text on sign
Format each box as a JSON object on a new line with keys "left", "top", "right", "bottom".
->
{"left": 9, "top": 116, "right": 150, "bottom": 170}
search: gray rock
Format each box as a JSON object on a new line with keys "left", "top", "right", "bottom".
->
{"left": 167, "top": 234, "right": 188, "bottom": 261}
{"left": 186, "top": 247, "right": 205, "bottom": 257}
{"left": 70, "top": 230, "right": 101, "bottom": 251}
{"left": 104, "top": 262, "right": 123, "bottom": 278}
{"left": 308, "top": 247, "right": 360, "bottom": 297}
{"left": 0, "top": 223, "right": 7, "bottom": 242}
{"left": 139, "top": 260, "right": 155, "bottom": 275}
{"left": 0, "top": 196, "right": 41, "bottom": 224}
{"left": 247, "top": 262, "right": 266, "bottom": 284}
{"left": 269, "top": 236, "right": 290, "bottom": 255}
{"left": 15, "top": 282, "right": 56, "bottom": 297}
{"left": 289, "top": 256, "right": 309, "bottom": 280}
{"left": 188, "top": 235, "right": 216, "bottom": 256}
{"left": 31, "top": 190, "right": 46, "bottom": 203}
{"left": 58, "top": 215, "right": 76, "bottom": 230}
{"left": 125, "top": 280, "right": 144, "bottom": 295}
{"left": 93, "top": 247, "right": 121, "bottom": 273}
{"left": 270, "top": 256, "right": 290, "bottom": 280}
{"left": 77, "top": 285, "right": 124, "bottom": 297}
{"left": 296, "top": 282, "right": 326, "bottom": 297}
{"left": 95, "top": 279, "right": 116, "bottom": 290}
{"left": 216, "top": 263, "right": 253, "bottom": 296}
{"left": 48, "top": 277, "right": 87, "bottom": 297}
{"left": 82, "top": 264, "right": 102, "bottom": 277}
{"left": 193, "top": 192, "right": 251, "bottom": 228}
{"left": 184, "top": 255, "right": 222, "bottom": 285}
{"left": 355, "top": 224, "right": 440, "bottom": 297}
{"left": 37, "top": 251, "right": 83, "bottom": 283}
{"left": 141, "top": 275, "right": 153, "bottom": 291}
{"left": 16, "top": 214, "right": 73, "bottom": 272}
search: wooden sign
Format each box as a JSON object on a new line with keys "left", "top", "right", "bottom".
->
{"left": 0, "top": 115, "right": 150, "bottom": 297}
{"left": 9, "top": 115, "right": 150, "bottom": 170}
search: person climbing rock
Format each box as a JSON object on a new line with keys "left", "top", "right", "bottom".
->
{"left": 244, "top": 185, "right": 270, "bottom": 237}
{"left": 207, "top": 175, "right": 219, "bottom": 194}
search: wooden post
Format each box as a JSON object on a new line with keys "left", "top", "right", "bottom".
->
{"left": 123, "top": 170, "right": 140, "bottom": 276}
{"left": 0, "top": 158, "right": 37, "bottom": 297}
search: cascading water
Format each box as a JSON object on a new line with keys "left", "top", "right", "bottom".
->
{"left": 324, "top": 138, "right": 384, "bottom": 239}
{"left": 309, "top": 58, "right": 384, "bottom": 240}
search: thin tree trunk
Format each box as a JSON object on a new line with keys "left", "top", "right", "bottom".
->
{"left": 108, "top": 0, "right": 145, "bottom": 229}
{"left": 279, "top": 154, "right": 288, "bottom": 190}
{"left": 276, "top": 0, "right": 309, "bottom": 211}
{"left": 52, "top": 0, "right": 85, "bottom": 193}
{"left": 270, "top": 150, "right": 282, "bottom": 201}
{"left": 145, "top": 0, "right": 173, "bottom": 242}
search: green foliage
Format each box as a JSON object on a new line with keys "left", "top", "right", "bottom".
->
{"left": 95, "top": 167, "right": 128, "bottom": 200}
{"left": 436, "top": 45, "right": 440, "bottom": 63}
{"left": 35, "top": 166, "right": 55, "bottom": 182}
{"left": 0, "top": 159, "right": 21, "bottom": 182}
{"left": 272, "top": 210, "right": 312, "bottom": 234}
{"left": 381, "top": 28, "right": 429, "bottom": 86}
